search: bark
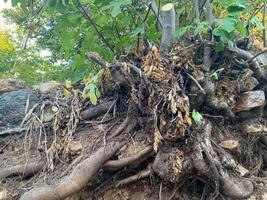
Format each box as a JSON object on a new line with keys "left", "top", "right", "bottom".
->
{"left": 19, "top": 141, "right": 125, "bottom": 200}
{"left": 80, "top": 101, "right": 115, "bottom": 120}
{"left": 228, "top": 47, "right": 267, "bottom": 83}
{"left": 160, "top": 3, "right": 176, "bottom": 52}
{"left": 104, "top": 146, "right": 153, "bottom": 171}
{"left": 0, "top": 160, "right": 45, "bottom": 181}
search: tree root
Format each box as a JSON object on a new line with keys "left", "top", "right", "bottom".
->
{"left": 227, "top": 47, "right": 267, "bottom": 83}
{"left": 104, "top": 145, "right": 153, "bottom": 171}
{"left": 0, "top": 160, "right": 45, "bottom": 181}
{"left": 81, "top": 101, "right": 115, "bottom": 120}
{"left": 152, "top": 119, "right": 254, "bottom": 199}
{"left": 0, "top": 127, "right": 27, "bottom": 136}
{"left": 115, "top": 168, "right": 151, "bottom": 187}
{"left": 19, "top": 141, "right": 125, "bottom": 200}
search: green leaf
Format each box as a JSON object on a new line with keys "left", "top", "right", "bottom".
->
{"left": 217, "top": 17, "right": 236, "bottom": 33}
{"left": 227, "top": 3, "right": 246, "bottom": 16}
{"left": 103, "top": 0, "right": 132, "bottom": 17}
{"left": 175, "top": 26, "right": 191, "bottom": 38}
{"left": 212, "top": 27, "right": 234, "bottom": 45}
{"left": 192, "top": 109, "right": 203, "bottom": 124}
{"left": 210, "top": 68, "right": 224, "bottom": 80}
{"left": 131, "top": 24, "right": 145, "bottom": 36}
{"left": 89, "top": 84, "right": 98, "bottom": 105}
{"left": 193, "top": 22, "right": 210, "bottom": 36}
{"left": 250, "top": 16, "right": 264, "bottom": 30}
{"left": 235, "top": 21, "right": 248, "bottom": 36}
{"left": 214, "top": 41, "right": 224, "bottom": 52}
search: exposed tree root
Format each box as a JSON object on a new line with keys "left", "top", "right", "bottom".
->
{"left": 19, "top": 141, "right": 125, "bottom": 200}
{"left": 115, "top": 168, "right": 151, "bottom": 187}
{"left": 2, "top": 41, "right": 265, "bottom": 199}
{"left": 104, "top": 145, "right": 153, "bottom": 171}
{"left": 0, "top": 160, "right": 45, "bottom": 181}
{"left": 0, "top": 127, "right": 26, "bottom": 136}
{"left": 152, "top": 119, "right": 254, "bottom": 199}
{"left": 80, "top": 101, "right": 115, "bottom": 120}
{"left": 228, "top": 47, "right": 267, "bottom": 83}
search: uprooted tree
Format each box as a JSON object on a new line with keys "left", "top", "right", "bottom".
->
{"left": 0, "top": 0, "right": 267, "bottom": 200}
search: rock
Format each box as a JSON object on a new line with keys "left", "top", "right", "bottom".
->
{"left": 219, "top": 139, "right": 239, "bottom": 150}
{"left": 33, "top": 81, "right": 62, "bottom": 94}
{"left": 0, "top": 186, "right": 7, "bottom": 200}
{"left": 234, "top": 90, "right": 265, "bottom": 112}
{"left": 69, "top": 141, "right": 83, "bottom": 155}
{"left": 239, "top": 69, "right": 259, "bottom": 92}
{"left": 0, "top": 89, "right": 39, "bottom": 128}
{"left": 0, "top": 79, "right": 29, "bottom": 94}
{"left": 257, "top": 51, "right": 267, "bottom": 65}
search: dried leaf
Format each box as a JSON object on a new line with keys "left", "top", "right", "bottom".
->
{"left": 219, "top": 139, "right": 239, "bottom": 150}
{"left": 153, "top": 128, "right": 163, "bottom": 152}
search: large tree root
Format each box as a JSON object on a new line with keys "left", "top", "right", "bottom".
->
{"left": 115, "top": 168, "right": 151, "bottom": 187}
{"left": 0, "top": 160, "right": 45, "bottom": 181}
{"left": 227, "top": 47, "right": 267, "bottom": 83}
{"left": 153, "top": 119, "right": 254, "bottom": 199}
{"left": 104, "top": 145, "right": 153, "bottom": 171}
{"left": 19, "top": 141, "right": 125, "bottom": 200}
{"left": 80, "top": 101, "right": 115, "bottom": 120}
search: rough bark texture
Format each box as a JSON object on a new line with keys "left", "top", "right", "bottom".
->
{"left": 19, "top": 141, "right": 125, "bottom": 200}
{"left": 160, "top": 3, "right": 176, "bottom": 52}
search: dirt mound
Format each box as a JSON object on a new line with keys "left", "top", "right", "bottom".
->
{"left": 0, "top": 42, "right": 266, "bottom": 200}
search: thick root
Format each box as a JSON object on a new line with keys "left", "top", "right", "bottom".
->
{"left": 80, "top": 101, "right": 115, "bottom": 120}
{"left": 0, "top": 160, "right": 45, "bottom": 181}
{"left": 104, "top": 145, "right": 153, "bottom": 171}
{"left": 19, "top": 141, "right": 125, "bottom": 200}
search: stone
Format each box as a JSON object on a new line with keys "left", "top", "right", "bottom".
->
{"left": 257, "top": 51, "right": 267, "bottom": 65}
{"left": 239, "top": 69, "right": 259, "bottom": 92}
{"left": 219, "top": 139, "right": 239, "bottom": 150}
{"left": 0, "top": 79, "right": 29, "bottom": 94}
{"left": 0, "top": 186, "right": 7, "bottom": 200}
{"left": 0, "top": 89, "right": 39, "bottom": 128}
{"left": 234, "top": 90, "right": 265, "bottom": 112}
{"left": 69, "top": 141, "right": 83, "bottom": 155}
{"left": 33, "top": 81, "right": 62, "bottom": 94}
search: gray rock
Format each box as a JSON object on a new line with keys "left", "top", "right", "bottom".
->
{"left": 257, "top": 53, "right": 267, "bottom": 65}
{"left": 234, "top": 90, "right": 265, "bottom": 112}
{"left": 0, "top": 89, "right": 39, "bottom": 128}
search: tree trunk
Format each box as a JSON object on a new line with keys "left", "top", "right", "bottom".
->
{"left": 160, "top": 3, "right": 176, "bottom": 52}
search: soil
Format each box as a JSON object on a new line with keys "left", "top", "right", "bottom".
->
{"left": 0, "top": 42, "right": 267, "bottom": 200}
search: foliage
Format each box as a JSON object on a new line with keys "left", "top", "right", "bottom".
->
{"left": 192, "top": 109, "right": 203, "bottom": 124}
{"left": 175, "top": 0, "right": 265, "bottom": 48}
{"left": 0, "top": 28, "right": 60, "bottom": 84}
{"left": 2, "top": 0, "right": 266, "bottom": 104}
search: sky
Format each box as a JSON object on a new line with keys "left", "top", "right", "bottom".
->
{"left": 0, "top": 0, "right": 12, "bottom": 29}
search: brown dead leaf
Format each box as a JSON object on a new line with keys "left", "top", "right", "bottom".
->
{"left": 219, "top": 139, "right": 239, "bottom": 150}
{"left": 153, "top": 127, "right": 163, "bottom": 152}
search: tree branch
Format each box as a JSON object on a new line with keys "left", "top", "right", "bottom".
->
{"left": 74, "top": 0, "right": 115, "bottom": 53}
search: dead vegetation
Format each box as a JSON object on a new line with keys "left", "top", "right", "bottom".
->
{"left": 0, "top": 40, "right": 266, "bottom": 200}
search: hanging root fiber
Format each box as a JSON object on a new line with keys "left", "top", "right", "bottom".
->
{"left": 0, "top": 41, "right": 266, "bottom": 200}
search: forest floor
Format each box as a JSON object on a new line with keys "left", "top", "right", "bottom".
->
{"left": 0, "top": 41, "right": 267, "bottom": 200}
